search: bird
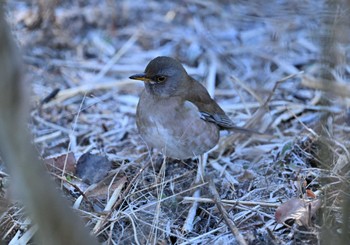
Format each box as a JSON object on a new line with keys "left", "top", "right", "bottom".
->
{"left": 130, "top": 56, "right": 251, "bottom": 160}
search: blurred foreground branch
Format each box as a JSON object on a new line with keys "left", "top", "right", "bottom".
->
{"left": 0, "top": 4, "right": 98, "bottom": 245}
{"left": 317, "top": 0, "right": 350, "bottom": 244}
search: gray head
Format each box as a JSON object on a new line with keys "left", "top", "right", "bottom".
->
{"left": 129, "top": 56, "right": 189, "bottom": 97}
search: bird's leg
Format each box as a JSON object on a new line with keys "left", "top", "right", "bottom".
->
{"left": 198, "top": 153, "right": 208, "bottom": 183}
{"left": 182, "top": 153, "right": 208, "bottom": 232}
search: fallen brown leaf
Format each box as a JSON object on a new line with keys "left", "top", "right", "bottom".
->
{"left": 44, "top": 152, "right": 76, "bottom": 174}
{"left": 275, "top": 198, "right": 321, "bottom": 227}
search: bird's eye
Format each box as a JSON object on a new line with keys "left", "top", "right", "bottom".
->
{"left": 156, "top": 76, "right": 166, "bottom": 82}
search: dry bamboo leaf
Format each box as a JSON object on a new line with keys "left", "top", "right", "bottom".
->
{"left": 302, "top": 76, "right": 350, "bottom": 98}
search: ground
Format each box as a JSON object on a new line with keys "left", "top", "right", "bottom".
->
{"left": 0, "top": 0, "right": 349, "bottom": 244}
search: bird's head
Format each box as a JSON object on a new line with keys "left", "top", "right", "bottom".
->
{"left": 130, "top": 56, "right": 189, "bottom": 97}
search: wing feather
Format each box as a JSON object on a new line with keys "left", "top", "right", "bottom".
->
{"left": 184, "top": 76, "right": 261, "bottom": 134}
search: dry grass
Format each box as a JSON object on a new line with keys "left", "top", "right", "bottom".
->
{"left": 1, "top": 0, "right": 349, "bottom": 244}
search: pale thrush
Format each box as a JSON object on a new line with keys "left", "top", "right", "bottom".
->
{"left": 130, "top": 56, "right": 247, "bottom": 159}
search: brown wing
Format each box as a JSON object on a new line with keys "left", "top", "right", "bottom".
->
{"left": 184, "top": 76, "right": 236, "bottom": 129}
{"left": 183, "top": 76, "right": 263, "bottom": 135}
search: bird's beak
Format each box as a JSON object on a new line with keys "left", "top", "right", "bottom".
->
{"left": 129, "top": 73, "right": 150, "bottom": 82}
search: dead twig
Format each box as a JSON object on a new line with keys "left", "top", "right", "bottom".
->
{"left": 208, "top": 179, "right": 248, "bottom": 245}
{"left": 183, "top": 196, "right": 280, "bottom": 208}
